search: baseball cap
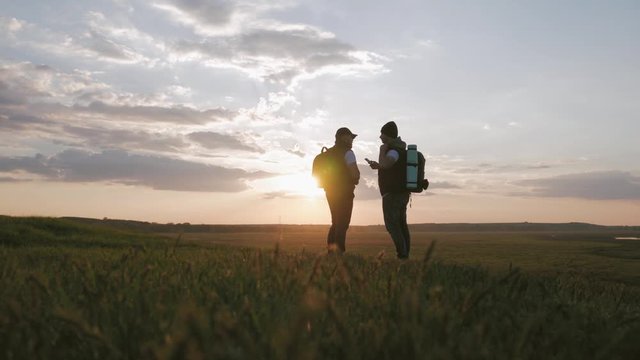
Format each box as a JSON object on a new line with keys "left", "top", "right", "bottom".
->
{"left": 335, "top": 127, "right": 357, "bottom": 138}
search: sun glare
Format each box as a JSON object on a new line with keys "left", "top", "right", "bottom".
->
{"left": 262, "top": 173, "right": 325, "bottom": 198}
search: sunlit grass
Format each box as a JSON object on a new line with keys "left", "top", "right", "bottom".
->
{"left": 1, "top": 216, "right": 639, "bottom": 359}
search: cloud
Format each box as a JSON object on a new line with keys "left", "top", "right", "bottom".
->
{"left": 83, "top": 11, "right": 158, "bottom": 47}
{"left": 0, "top": 62, "right": 57, "bottom": 104}
{"left": 285, "top": 144, "right": 305, "bottom": 157}
{"left": 0, "top": 177, "right": 23, "bottom": 182}
{"left": 0, "top": 61, "right": 109, "bottom": 105}
{"left": 81, "top": 30, "right": 143, "bottom": 62}
{"left": 354, "top": 175, "right": 382, "bottom": 201}
{"left": 514, "top": 171, "right": 640, "bottom": 200}
{"left": 429, "top": 181, "right": 461, "bottom": 189}
{"left": 0, "top": 3, "right": 387, "bottom": 186}
{"left": 188, "top": 131, "right": 263, "bottom": 152}
{"left": 0, "top": 17, "right": 25, "bottom": 35}
{"left": 0, "top": 15, "right": 150, "bottom": 65}
{"left": 154, "top": 0, "right": 297, "bottom": 36}
{"left": 0, "top": 61, "right": 236, "bottom": 132}
{"left": 0, "top": 111, "right": 48, "bottom": 132}
{"left": 260, "top": 182, "right": 380, "bottom": 201}
{"left": 0, "top": 150, "right": 271, "bottom": 192}
{"left": 64, "top": 126, "right": 189, "bottom": 153}
{"left": 158, "top": 0, "right": 386, "bottom": 86}
{"left": 262, "top": 191, "right": 306, "bottom": 200}
{"left": 0, "top": 153, "right": 56, "bottom": 177}
{"left": 0, "top": 79, "right": 30, "bottom": 106}
{"left": 74, "top": 101, "right": 235, "bottom": 124}
{"left": 452, "top": 162, "right": 552, "bottom": 174}
{"left": 154, "top": 0, "right": 236, "bottom": 32}
{"left": 171, "top": 27, "right": 384, "bottom": 85}
{"left": 78, "top": 11, "right": 163, "bottom": 65}
{"left": 351, "top": 177, "right": 444, "bottom": 201}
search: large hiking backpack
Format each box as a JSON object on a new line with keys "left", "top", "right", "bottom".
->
{"left": 313, "top": 146, "right": 352, "bottom": 189}
{"left": 312, "top": 146, "right": 336, "bottom": 188}
{"left": 406, "top": 144, "right": 429, "bottom": 193}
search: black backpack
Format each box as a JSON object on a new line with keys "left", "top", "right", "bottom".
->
{"left": 312, "top": 146, "right": 348, "bottom": 189}
{"left": 414, "top": 150, "right": 429, "bottom": 193}
{"left": 406, "top": 145, "right": 429, "bottom": 193}
{"left": 312, "top": 147, "right": 331, "bottom": 188}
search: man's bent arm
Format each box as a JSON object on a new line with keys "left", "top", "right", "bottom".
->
{"left": 348, "top": 163, "right": 360, "bottom": 185}
{"left": 378, "top": 147, "right": 397, "bottom": 169}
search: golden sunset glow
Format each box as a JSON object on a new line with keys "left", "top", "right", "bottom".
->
{"left": 254, "top": 173, "right": 325, "bottom": 199}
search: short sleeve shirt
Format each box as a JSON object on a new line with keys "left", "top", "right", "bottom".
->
{"left": 386, "top": 149, "right": 399, "bottom": 163}
{"left": 344, "top": 150, "right": 356, "bottom": 165}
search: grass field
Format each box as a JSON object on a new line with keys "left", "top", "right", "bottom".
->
{"left": 1, "top": 216, "right": 639, "bottom": 359}
{"left": 178, "top": 226, "right": 640, "bottom": 288}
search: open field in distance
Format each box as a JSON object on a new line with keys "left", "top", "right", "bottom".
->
{"left": 71, "top": 218, "right": 639, "bottom": 289}
{"left": 67, "top": 216, "right": 640, "bottom": 287}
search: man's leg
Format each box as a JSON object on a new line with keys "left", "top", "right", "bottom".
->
{"left": 333, "top": 191, "right": 354, "bottom": 252}
{"left": 399, "top": 192, "right": 411, "bottom": 256}
{"left": 325, "top": 191, "right": 338, "bottom": 252}
{"left": 383, "top": 193, "right": 409, "bottom": 258}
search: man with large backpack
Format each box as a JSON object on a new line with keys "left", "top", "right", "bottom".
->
{"left": 312, "top": 127, "right": 360, "bottom": 253}
{"left": 366, "top": 121, "right": 412, "bottom": 259}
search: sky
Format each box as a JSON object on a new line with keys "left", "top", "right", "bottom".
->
{"left": 1, "top": 0, "right": 639, "bottom": 225}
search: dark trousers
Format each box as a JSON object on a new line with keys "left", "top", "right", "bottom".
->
{"left": 325, "top": 189, "right": 354, "bottom": 253}
{"left": 382, "top": 192, "right": 411, "bottom": 258}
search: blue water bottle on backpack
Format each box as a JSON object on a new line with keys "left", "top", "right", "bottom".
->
{"left": 406, "top": 144, "right": 419, "bottom": 190}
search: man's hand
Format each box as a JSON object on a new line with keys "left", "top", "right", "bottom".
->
{"left": 368, "top": 160, "right": 380, "bottom": 170}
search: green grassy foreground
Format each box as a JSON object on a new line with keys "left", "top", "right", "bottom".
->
{"left": 1, "top": 216, "right": 639, "bottom": 359}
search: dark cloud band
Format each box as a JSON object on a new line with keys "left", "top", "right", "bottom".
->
{"left": 0, "top": 150, "right": 270, "bottom": 192}
{"left": 515, "top": 171, "right": 640, "bottom": 200}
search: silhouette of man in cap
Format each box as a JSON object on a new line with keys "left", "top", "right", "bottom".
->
{"left": 322, "top": 127, "right": 360, "bottom": 253}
